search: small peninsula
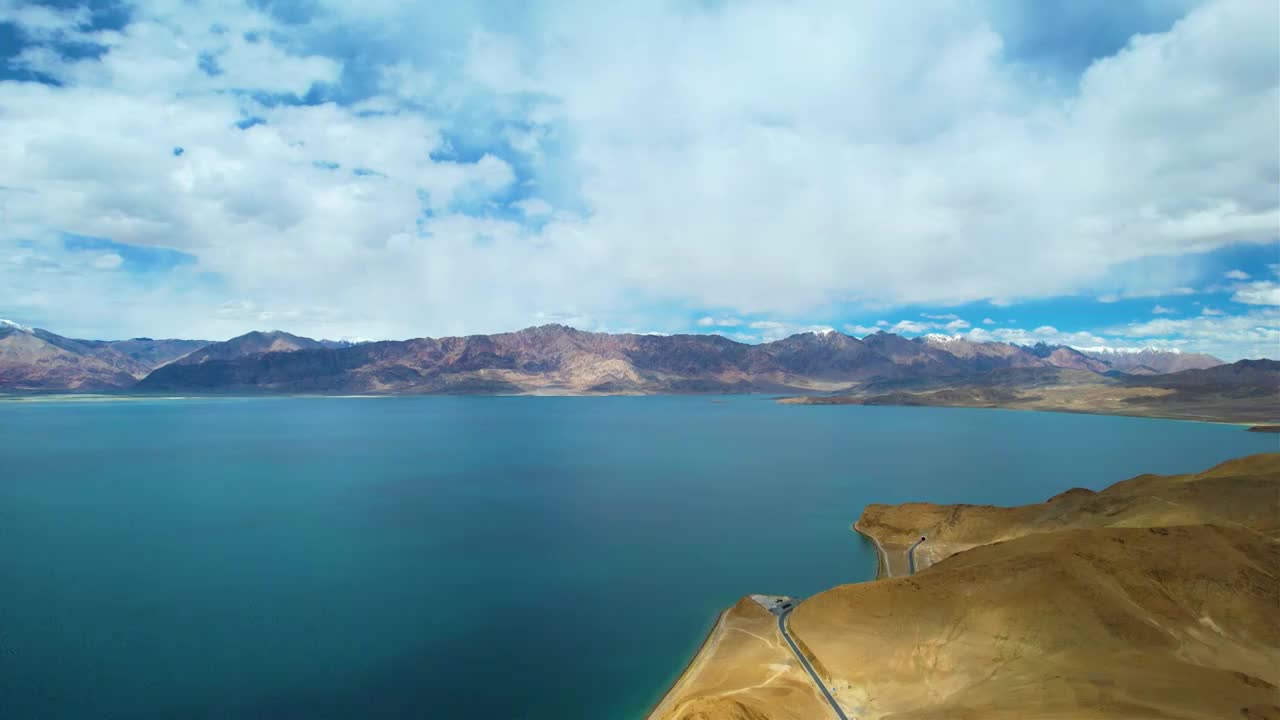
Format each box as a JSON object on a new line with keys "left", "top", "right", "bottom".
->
{"left": 651, "top": 453, "right": 1280, "bottom": 720}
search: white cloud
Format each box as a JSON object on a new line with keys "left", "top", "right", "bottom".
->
{"left": 0, "top": 0, "right": 1276, "bottom": 341}
{"left": 89, "top": 253, "right": 125, "bottom": 270}
{"left": 890, "top": 320, "right": 931, "bottom": 334}
{"left": 1097, "top": 287, "right": 1197, "bottom": 303}
{"left": 513, "top": 198, "right": 553, "bottom": 217}
{"left": 982, "top": 317, "right": 996, "bottom": 325}
{"left": 696, "top": 316, "right": 743, "bottom": 327}
{"left": 1230, "top": 281, "right": 1280, "bottom": 306}
{"left": 1152, "top": 304, "right": 1174, "bottom": 314}
{"left": 1110, "top": 307, "right": 1280, "bottom": 359}
{"left": 965, "top": 325, "right": 1109, "bottom": 348}
{"left": 879, "top": 315, "right": 972, "bottom": 335}
{"left": 843, "top": 324, "right": 880, "bottom": 336}
{"left": 1224, "top": 269, "right": 1251, "bottom": 280}
{"left": 742, "top": 320, "right": 836, "bottom": 342}
{"left": 1201, "top": 307, "right": 1225, "bottom": 316}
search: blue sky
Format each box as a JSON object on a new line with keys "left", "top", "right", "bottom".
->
{"left": 0, "top": 0, "right": 1276, "bottom": 358}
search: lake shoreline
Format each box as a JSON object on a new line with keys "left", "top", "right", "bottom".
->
{"left": 0, "top": 392, "right": 1269, "bottom": 429}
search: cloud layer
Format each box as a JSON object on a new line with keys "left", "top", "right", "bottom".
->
{"left": 0, "top": 0, "right": 1276, "bottom": 356}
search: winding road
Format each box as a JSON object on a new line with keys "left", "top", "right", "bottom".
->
{"left": 907, "top": 536, "right": 927, "bottom": 575}
{"left": 777, "top": 609, "right": 851, "bottom": 720}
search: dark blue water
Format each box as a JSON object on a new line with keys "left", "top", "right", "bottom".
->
{"left": 0, "top": 397, "right": 1271, "bottom": 719}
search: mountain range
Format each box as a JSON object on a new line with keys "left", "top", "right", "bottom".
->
{"left": 0, "top": 320, "right": 1232, "bottom": 395}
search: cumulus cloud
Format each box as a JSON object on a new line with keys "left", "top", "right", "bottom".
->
{"left": 0, "top": 0, "right": 1275, "bottom": 342}
{"left": 982, "top": 317, "right": 996, "bottom": 325}
{"left": 514, "top": 198, "right": 553, "bottom": 217}
{"left": 1224, "top": 269, "right": 1251, "bottom": 280}
{"left": 1109, "top": 307, "right": 1280, "bottom": 359}
{"left": 1152, "top": 304, "right": 1175, "bottom": 314}
{"left": 696, "top": 316, "right": 743, "bottom": 327}
{"left": 734, "top": 320, "right": 835, "bottom": 342}
{"left": 1230, "top": 281, "right": 1280, "bottom": 306}
{"left": 874, "top": 315, "right": 973, "bottom": 336}
{"left": 89, "top": 253, "right": 125, "bottom": 270}
{"left": 965, "top": 325, "right": 1110, "bottom": 348}
{"left": 1097, "top": 287, "right": 1197, "bottom": 303}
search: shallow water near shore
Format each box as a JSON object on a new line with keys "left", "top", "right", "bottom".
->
{"left": 0, "top": 396, "right": 1271, "bottom": 719}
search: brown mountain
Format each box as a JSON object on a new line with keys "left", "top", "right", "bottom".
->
{"left": 0, "top": 324, "right": 137, "bottom": 390}
{"left": 1, "top": 321, "right": 1266, "bottom": 399}
{"left": 1021, "top": 341, "right": 1112, "bottom": 372}
{"left": 138, "top": 325, "right": 803, "bottom": 394}
{"left": 139, "top": 325, "right": 1054, "bottom": 394}
{"left": 916, "top": 334, "right": 1045, "bottom": 371}
{"left": 0, "top": 321, "right": 209, "bottom": 391}
{"left": 757, "top": 329, "right": 898, "bottom": 380}
{"left": 861, "top": 330, "right": 967, "bottom": 375}
{"left": 174, "top": 330, "right": 325, "bottom": 365}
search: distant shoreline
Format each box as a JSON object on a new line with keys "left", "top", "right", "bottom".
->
{"left": 1, "top": 393, "right": 1273, "bottom": 431}
{"left": 778, "top": 395, "right": 1275, "bottom": 428}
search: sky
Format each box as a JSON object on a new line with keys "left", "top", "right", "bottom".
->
{"left": 0, "top": 0, "right": 1277, "bottom": 360}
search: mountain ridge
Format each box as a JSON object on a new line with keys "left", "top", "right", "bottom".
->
{"left": 0, "top": 320, "right": 1239, "bottom": 395}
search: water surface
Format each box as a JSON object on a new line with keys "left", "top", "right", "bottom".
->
{"left": 0, "top": 397, "right": 1271, "bottom": 718}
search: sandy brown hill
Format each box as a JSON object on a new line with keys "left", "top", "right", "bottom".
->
{"left": 791, "top": 524, "right": 1279, "bottom": 719}
{"left": 655, "top": 454, "right": 1280, "bottom": 720}
{"left": 857, "top": 452, "right": 1280, "bottom": 571}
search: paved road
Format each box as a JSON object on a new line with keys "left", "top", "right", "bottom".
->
{"left": 777, "top": 608, "right": 852, "bottom": 720}
{"left": 908, "top": 536, "right": 927, "bottom": 575}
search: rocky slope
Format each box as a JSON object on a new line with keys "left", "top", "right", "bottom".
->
{"left": 654, "top": 454, "right": 1280, "bottom": 720}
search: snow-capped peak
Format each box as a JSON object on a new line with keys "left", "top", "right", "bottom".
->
{"left": 0, "top": 318, "right": 33, "bottom": 333}
{"left": 811, "top": 327, "right": 837, "bottom": 336}
{"left": 921, "top": 333, "right": 965, "bottom": 344}
{"left": 1075, "top": 345, "right": 1181, "bottom": 355}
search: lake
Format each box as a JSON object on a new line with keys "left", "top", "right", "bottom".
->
{"left": 0, "top": 396, "right": 1272, "bottom": 719}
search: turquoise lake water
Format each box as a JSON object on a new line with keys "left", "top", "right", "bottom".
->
{"left": 0, "top": 396, "right": 1273, "bottom": 719}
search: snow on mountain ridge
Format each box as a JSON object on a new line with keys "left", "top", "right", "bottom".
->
{"left": 0, "top": 319, "right": 33, "bottom": 333}
{"left": 1076, "top": 345, "right": 1182, "bottom": 355}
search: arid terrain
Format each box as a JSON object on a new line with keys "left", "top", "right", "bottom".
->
{"left": 652, "top": 453, "right": 1280, "bottom": 720}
